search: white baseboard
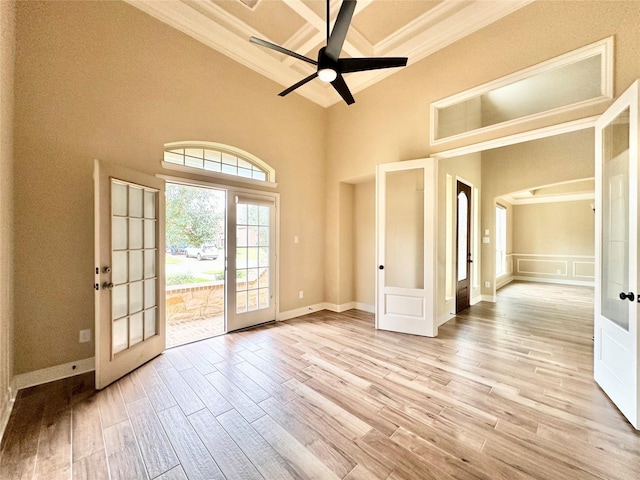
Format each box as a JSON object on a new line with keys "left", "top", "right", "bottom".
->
{"left": 355, "top": 302, "right": 375, "bottom": 313}
{"left": 12, "top": 357, "right": 95, "bottom": 392}
{"left": 438, "top": 312, "right": 454, "bottom": 326}
{"left": 481, "top": 294, "right": 497, "bottom": 303}
{"left": 470, "top": 295, "right": 483, "bottom": 306}
{"left": 496, "top": 275, "right": 514, "bottom": 289}
{"left": 324, "top": 302, "right": 356, "bottom": 313}
{"left": 277, "top": 303, "right": 325, "bottom": 321}
{"left": 513, "top": 276, "right": 594, "bottom": 287}
{"left": 277, "top": 301, "right": 373, "bottom": 321}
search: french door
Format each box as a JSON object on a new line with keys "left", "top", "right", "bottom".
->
{"left": 94, "top": 160, "right": 166, "bottom": 390}
{"left": 226, "top": 191, "right": 277, "bottom": 332}
{"left": 376, "top": 158, "right": 438, "bottom": 337}
{"left": 594, "top": 79, "right": 640, "bottom": 429}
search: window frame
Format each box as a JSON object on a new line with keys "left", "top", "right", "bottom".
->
{"left": 430, "top": 36, "right": 613, "bottom": 146}
{"left": 161, "top": 141, "right": 277, "bottom": 188}
{"left": 495, "top": 204, "right": 507, "bottom": 277}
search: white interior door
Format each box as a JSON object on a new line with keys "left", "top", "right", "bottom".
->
{"left": 226, "top": 192, "right": 277, "bottom": 332}
{"left": 376, "top": 158, "right": 438, "bottom": 337}
{"left": 595, "top": 79, "right": 639, "bottom": 429}
{"left": 94, "top": 160, "right": 166, "bottom": 389}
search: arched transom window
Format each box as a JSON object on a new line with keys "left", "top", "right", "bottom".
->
{"left": 162, "top": 141, "right": 276, "bottom": 186}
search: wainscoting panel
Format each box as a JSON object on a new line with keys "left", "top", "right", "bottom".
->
{"left": 512, "top": 253, "right": 594, "bottom": 286}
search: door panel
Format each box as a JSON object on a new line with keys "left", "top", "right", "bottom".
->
{"left": 456, "top": 181, "right": 472, "bottom": 312}
{"left": 376, "top": 158, "right": 438, "bottom": 337}
{"left": 94, "top": 160, "right": 165, "bottom": 390}
{"left": 226, "top": 193, "right": 277, "bottom": 331}
{"left": 594, "top": 80, "right": 639, "bottom": 428}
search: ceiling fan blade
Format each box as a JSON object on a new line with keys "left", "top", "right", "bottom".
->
{"left": 325, "top": 0, "right": 357, "bottom": 61}
{"left": 250, "top": 36, "right": 317, "bottom": 66}
{"left": 331, "top": 74, "right": 355, "bottom": 105}
{"left": 338, "top": 57, "right": 408, "bottom": 73}
{"left": 279, "top": 72, "right": 319, "bottom": 97}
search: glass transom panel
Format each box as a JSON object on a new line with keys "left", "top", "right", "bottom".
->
{"left": 164, "top": 147, "right": 268, "bottom": 182}
{"left": 111, "top": 180, "right": 159, "bottom": 355}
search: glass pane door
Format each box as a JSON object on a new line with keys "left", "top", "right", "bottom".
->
{"left": 601, "top": 108, "right": 630, "bottom": 331}
{"left": 95, "top": 160, "right": 165, "bottom": 390}
{"left": 111, "top": 181, "right": 159, "bottom": 356}
{"left": 594, "top": 79, "right": 639, "bottom": 429}
{"left": 235, "top": 201, "right": 271, "bottom": 314}
{"left": 384, "top": 169, "right": 424, "bottom": 290}
{"left": 226, "top": 193, "right": 277, "bottom": 332}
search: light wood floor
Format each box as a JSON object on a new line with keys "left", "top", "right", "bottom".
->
{"left": 2, "top": 281, "right": 640, "bottom": 479}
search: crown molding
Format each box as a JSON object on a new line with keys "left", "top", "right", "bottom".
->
{"left": 125, "top": 0, "right": 533, "bottom": 108}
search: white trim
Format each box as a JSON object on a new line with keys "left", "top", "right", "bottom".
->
{"left": 438, "top": 312, "right": 454, "bottom": 327}
{"left": 470, "top": 294, "right": 484, "bottom": 305}
{"left": 433, "top": 116, "right": 598, "bottom": 160}
{"left": 12, "top": 357, "right": 95, "bottom": 392}
{"left": 276, "top": 302, "right": 373, "bottom": 321}
{"left": 355, "top": 302, "right": 375, "bottom": 314}
{"left": 512, "top": 253, "right": 595, "bottom": 259}
{"left": 324, "top": 302, "right": 357, "bottom": 313}
{"left": 574, "top": 261, "right": 596, "bottom": 279}
{"left": 513, "top": 276, "right": 594, "bottom": 287}
{"left": 481, "top": 294, "right": 497, "bottom": 303}
{"left": 516, "top": 258, "right": 568, "bottom": 276}
{"left": 496, "top": 275, "right": 514, "bottom": 290}
{"left": 161, "top": 162, "right": 278, "bottom": 189}
{"left": 430, "top": 37, "right": 613, "bottom": 145}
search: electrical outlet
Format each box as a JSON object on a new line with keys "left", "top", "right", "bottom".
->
{"left": 294, "top": 235, "right": 299, "bottom": 244}
{"left": 79, "top": 329, "right": 91, "bottom": 343}
{"left": 484, "top": 281, "right": 491, "bottom": 288}
{"left": 299, "top": 290, "right": 304, "bottom": 299}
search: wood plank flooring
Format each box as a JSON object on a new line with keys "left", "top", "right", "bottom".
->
{"left": 2, "top": 281, "right": 640, "bottom": 479}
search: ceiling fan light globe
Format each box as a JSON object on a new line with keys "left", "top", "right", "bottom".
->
{"left": 318, "top": 68, "right": 337, "bottom": 83}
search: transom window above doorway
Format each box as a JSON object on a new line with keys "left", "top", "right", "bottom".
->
{"left": 162, "top": 141, "right": 276, "bottom": 187}
{"left": 430, "top": 37, "right": 613, "bottom": 145}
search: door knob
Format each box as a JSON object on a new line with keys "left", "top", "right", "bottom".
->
{"left": 102, "top": 266, "right": 111, "bottom": 273}
{"left": 103, "top": 282, "right": 114, "bottom": 290}
{"left": 619, "top": 291, "right": 634, "bottom": 301}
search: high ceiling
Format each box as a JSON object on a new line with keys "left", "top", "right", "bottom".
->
{"left": 125, "top": 0, "right": 533, "bottom": 107}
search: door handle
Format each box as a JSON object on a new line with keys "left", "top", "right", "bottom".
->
{"left": 619, "top": 291, "right": 634, "bottom": 301}
{"left": 468, "top": 259, "right": 473, "bottom": 263}
{"left": 103, "top": 282, "right": 114, "bottom": 290}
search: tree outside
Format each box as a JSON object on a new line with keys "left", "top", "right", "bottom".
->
{"left": 166, "top": 184, "right": 225, "bottom": 249}
{"left": 166, "top": 184, "right": 226, "bottom": 286}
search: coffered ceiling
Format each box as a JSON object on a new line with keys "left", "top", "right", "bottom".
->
{"left": 125, "top": 0, "right": 533, "bottom": 107}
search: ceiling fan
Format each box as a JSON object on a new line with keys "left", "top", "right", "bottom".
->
{"left": 250, "top": 0, "right": 408, "bottom": 105}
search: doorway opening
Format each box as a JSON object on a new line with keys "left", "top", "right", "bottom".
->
{"left": 165, "top": 183, "right": 226, "bottom": 347}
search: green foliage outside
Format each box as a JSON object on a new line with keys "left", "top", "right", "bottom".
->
{"left": 166, "top": 272, "right": 210, "bottom": 286}
{"left": 166, "top": 184, "right": 225, "bottom": 248}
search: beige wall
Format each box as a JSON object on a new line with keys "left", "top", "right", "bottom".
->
{"left": 510, "top": 200, "right": 595, "bottom": 284}
{"left": 0, "top": 0, "right": 15, "bottom": 433}
{"left": 325, "top": 0, "right": 640, "bottom": 312}
{"left": 13, "top": 1, "right": 326, "bottom": 374}
{"left": 513, "top": 201, "right": 595, "bottom": 255}
{"left": 354, "top": 180, "right": 375, "bottom": 308}
{"left": 481, "top": 129, "right": 595, "bottom": 294}
{"left": 8, "top": 1, "right": 640, "bottom": 379}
